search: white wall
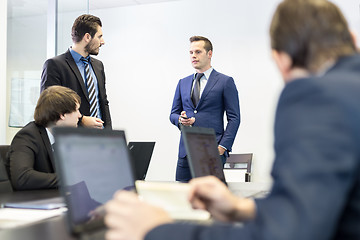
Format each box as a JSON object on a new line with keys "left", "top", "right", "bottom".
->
{"left": 90, "top": 0, "right": 360, "bottom": 182}
{"left": 88, "top": 0, "right": 284, "bottom": 182}
{"left": 0, "top": 0, "right": 7, "bottom": 145}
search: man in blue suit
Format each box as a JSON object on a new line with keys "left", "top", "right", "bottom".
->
{"left": 104, "top": 1, "right": 360, "bottom": 240}
{"left": 170, "top": 36, "right": 241, "bottom": 182}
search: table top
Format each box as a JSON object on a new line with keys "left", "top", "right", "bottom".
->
{"left": 0, "top": 190, "right": 77, "bottom": 240}
{"left": 0, "top": 182, "right": 271, "bottom": 240}
{"left": 228, "top": 181, "right": 271, "bottom": 198}
{"left": 0, "top": 189, "right": 60, "bottom": 204}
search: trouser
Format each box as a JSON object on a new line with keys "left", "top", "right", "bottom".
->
{"left": 175, "top": 154, "right": 227, "bottom": 182}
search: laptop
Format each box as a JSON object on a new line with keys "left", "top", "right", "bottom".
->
{"left": 53, "top": 127, "right": 136, "bottom": 238}
{"left": 181, "top": 126, "right": 227, "bottom": 184}
{"left": 128, "top": 142, "right": 155, "bottom": 180}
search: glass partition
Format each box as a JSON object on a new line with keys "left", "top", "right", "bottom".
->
{"left": 57, "top": 0, "right": 88, "bottom": 54}
{"left": 7, "top": 1, "right": 48, "bottom": 128}
{"left": 6, "top": 0, "right": 88, "bottom": 142}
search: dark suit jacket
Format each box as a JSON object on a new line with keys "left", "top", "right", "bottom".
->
{"left": 148, "top": 55, "right": 360, "bottom": 240}
{"left": 41, "top": 50, "right": 112, "bottom": 128}
{"left": 8, "top": 122, "right": 57, "bottom": 190}
{"left": 170, "top": 69, "right": 241, "bottom": 158}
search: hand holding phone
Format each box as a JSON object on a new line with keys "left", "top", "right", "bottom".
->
{"left": 179, "top": 113, "right": 195, "bottom": 126}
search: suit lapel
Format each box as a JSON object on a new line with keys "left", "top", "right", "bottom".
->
{"left": 65, "top": 50, "right": 90, "bottom": 103}
{"left": 197, "top": 70, "right": 219, "bottom": 108}
{"left": 186, "top": 75, "right": 196, "bottom": 108}
{"left": 38, "top": 126, "right": 56, "bottom": 171}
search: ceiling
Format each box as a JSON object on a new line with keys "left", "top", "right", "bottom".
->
{"left": 8, "top": 0, "right": 180, "bottom": 18}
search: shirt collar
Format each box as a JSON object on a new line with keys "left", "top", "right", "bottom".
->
{"left": 69, "top": 48, "right": 90, "bottom": 63}
{"left": 203, "top": 67, "right": 213, "bottom": 80}
{"left": 46, "top": 128, "right": 55, "bottom": 145}
{"left": 195, "top": 67, "right": 213, "bottom": 80}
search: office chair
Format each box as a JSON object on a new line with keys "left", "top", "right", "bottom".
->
{"left": 0, "top": 145, "right": 12, "bottom": 193}
{"left": 224, "top": 153, "right": 253, "bottom": 182}
{"left": 0, "top": 145, "right": 10, "bottom": 164}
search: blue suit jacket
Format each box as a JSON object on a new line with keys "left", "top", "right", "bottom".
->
{"left": 170, "top": 69, "right": 241, "bottom": 158}
{"left": 150, "top": 56, "right": 360, "bottom": 240}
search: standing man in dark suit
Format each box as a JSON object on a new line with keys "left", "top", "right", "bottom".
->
{"left": 8, "top": 86, "right": 81, "bottom": 190}
{"left": 41, "top": 14, "right": 111, "bottom": 129}
{"left": 104, "top": 1, "right": 360, "bottom": 240}
{"left": 170, "top": 36, "right": 241, "bottom": 182}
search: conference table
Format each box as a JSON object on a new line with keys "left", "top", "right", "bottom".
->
{"left": 0, "top": 189, "right": 76, "bottom": 240}
{"left": 0, "top": 182, "right": 271, "bottom": 240}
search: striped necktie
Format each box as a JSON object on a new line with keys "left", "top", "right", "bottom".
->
{"left": 81, "top": 57, "right": 99, "bottom": 118}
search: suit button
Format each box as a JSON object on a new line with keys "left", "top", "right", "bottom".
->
{"left": 194, "top": 110, "right": 197, "bottom": 114}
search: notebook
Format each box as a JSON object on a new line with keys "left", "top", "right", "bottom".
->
{"left": 128, "top": 142, "right": 155, "bottom": 180}
{"left": 135, "top": 180, "right": 211, "bottom": 221}
{"left": 181, "top": 126, "right": 227, "bottom": 183}
{"left": 53, "top": 127, "right": 136, "bottom": 237}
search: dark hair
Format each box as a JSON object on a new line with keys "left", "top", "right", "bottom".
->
{"left": 34, "top": 86, "right": 81, "bottom": 127}
{"left": 190, "top": 36, "right": 213, "bottom": 52}
{"left": 270, "top": 0, "right": 356, "bottom": 73}
{"left": 71, "top": 14, "right": 102, "bottom": 43}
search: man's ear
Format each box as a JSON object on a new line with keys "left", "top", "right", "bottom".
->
{"left": 83, "top": 33, "right": 92, "bottom": 43}
{"left": 272, "top": 50, "right": 292, "bottom": 72}
{"left": 207, "top": 50, "right": 213, "bottom": 59}
{"left": 272, "top": 50, "right": 292, "bottom": 81}
{"left": 350, "top": 30, "right": 357, "bottom": 47}
{"left": 59, "top": 114, "right": 65, "bottom": 120}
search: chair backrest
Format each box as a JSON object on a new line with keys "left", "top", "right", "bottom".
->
{"left": 224, "top": 153, "right": 253, "bottom": 182}
{"left": 0, "top": 145, "right": 11, "bottom": 176}
{"left": 0, "top": 145, "right": 12, "bottom": 193}
{"left": 0, "top": 145, "right": 10, "bottom": 164}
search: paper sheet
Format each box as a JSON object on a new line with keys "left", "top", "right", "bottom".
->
{"left": 135, "top": 181, "right": 210, "bottom": 221}
{"left": 0, "top": 207, "right": 67, "bottom": 229}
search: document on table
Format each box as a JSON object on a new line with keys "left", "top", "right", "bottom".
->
{"left": 0, "top": 197, "right": 67, "bottom": 229}
{"left": 0, "top": 207, "right": 67, "bottom": 229}
{"left": 3, "top": 197, "right": 66, "bottom": 210}
{"left": 135, "top": 181, "right": 210, "bottom": 221}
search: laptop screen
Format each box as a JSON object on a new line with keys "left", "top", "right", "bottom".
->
{"left": 53, "top": 128, "right": 135, "bottom": 233}
{"left": 181, "top": 127, "right": 226, "bottom": 183}
{"left": 128, "top": 142, "right": 155, "bottom": 180}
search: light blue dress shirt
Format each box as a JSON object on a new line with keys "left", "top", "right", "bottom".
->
{"left": 70, "top": 48, "right": 102, "bottom": 120}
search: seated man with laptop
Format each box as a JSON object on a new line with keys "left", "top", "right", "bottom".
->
{"left": 7, "top": 86, "right": 81, "bottom": 190}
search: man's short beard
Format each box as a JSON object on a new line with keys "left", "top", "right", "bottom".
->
{"left": 85, "top": 41, "right": 99, "bottom": 56}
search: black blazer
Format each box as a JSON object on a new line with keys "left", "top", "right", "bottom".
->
{"left": 41, "top": 50, "right": 112, "bottom": 128}
{"left": 8, "top": 122, "right": 57, "bottom": 190}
